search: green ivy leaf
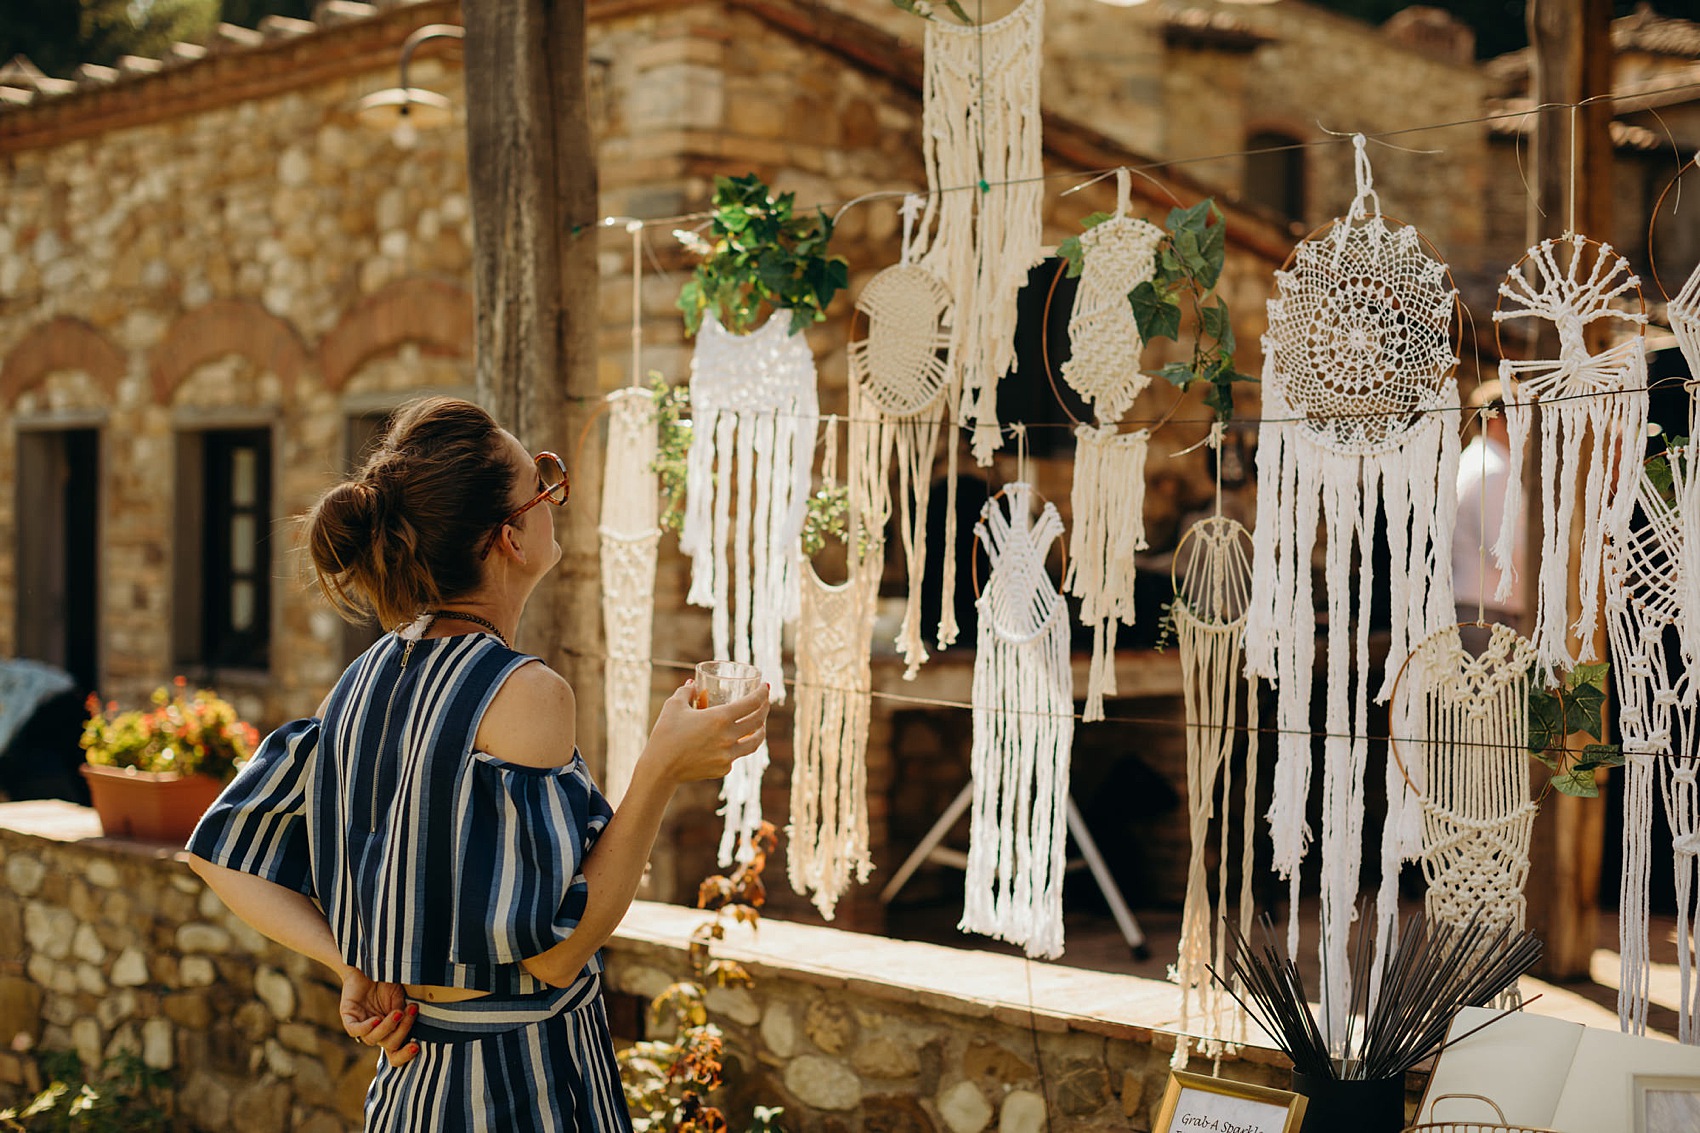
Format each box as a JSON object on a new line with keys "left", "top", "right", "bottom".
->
{"left": 1129, "top": 281, "right": 1183, "bottom": 342}
{"left": 1574, "top": 743, "right": 1625, "bottom": 771}
{"left": 1550, "top": 768, "right": 1601, "bottom": 798}
{"left": 1150, "top": 361, "right": 1198, "bottom": 390}
{"left": 1057, "top": 235, "right": 1085, "bottom": 278}
{"left": 1167, "top": 199, "right": 1213, "bottom": 235}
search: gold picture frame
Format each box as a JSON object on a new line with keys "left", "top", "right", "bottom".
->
{"left": 1154, "top": 1070, "right": 1309, "bottom": 1133}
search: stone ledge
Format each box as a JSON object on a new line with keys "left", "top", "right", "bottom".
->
{"left": 611, "top": 899, "right": 1287, "bottom": 1069}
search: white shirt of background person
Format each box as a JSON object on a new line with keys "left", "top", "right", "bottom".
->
{"left": 1454, "top": 381, "right": 1525, "bottom": 625}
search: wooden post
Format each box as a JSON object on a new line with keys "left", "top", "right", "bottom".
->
{"left": 1522, "top": 0, "right": 1615, "bottom": 981}
{"left": 461, "top": 0, "right": 606, "bottom": 765}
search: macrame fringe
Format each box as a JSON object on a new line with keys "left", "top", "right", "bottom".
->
{"left": 599, "top": 387, "right": 660, "bottom": 805}
{"left": 1168, "top": 515, "right": 1257, "bottom": 1069}
{"left": 847, "top": 263, "right": 952, "bottom": 679}
{"left": 914, "top": 0, "right": 1046, "bottom": 466}
{"left": 1247, "top": 141, "right": 1460, "bottom": 1044}
{"left": 681, "top": 310, "right": 818, "bottom": 865}
{"left": 1065, "top": 424, "right": 1149, "bottom": 722}
{"left": 962, "top": 483, "right": 1072, "bottom": 960}
{"left": 1608, "top": 463, "right": 1700, "bottom": 1041}
{"left": 789, "top": 416, "right": 881, "bottom": 918}
{"left": 1491, "top": 235, "right": 1649, "bottom": 675}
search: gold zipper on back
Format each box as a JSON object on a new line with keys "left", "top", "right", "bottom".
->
{"left": 369, "top": 638, "right": 416, "bottom": 832}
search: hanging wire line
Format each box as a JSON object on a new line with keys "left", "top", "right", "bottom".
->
{"left": 559, "top": 647, "right": 1684, "bottom": 761}
{"left": 561, "top": 374, "right": 1694, "bottom": 434}
{"left": 585, "top": 80, "right": 1700, "bottom": 233}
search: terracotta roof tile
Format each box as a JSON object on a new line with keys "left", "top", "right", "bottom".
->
{"left": 313, "top": 1, "right": 380, "bottom": 27}
{"left": 72, "top": 64, "right": 120, "bottom": 86}
{"left": 115, "top": 55, "right": 164, "bottom": 77}
{"left": 259, "top": 15, "right": 319, "bottom": 41}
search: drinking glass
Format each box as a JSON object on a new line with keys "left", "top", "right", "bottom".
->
{"left": 694, "top": 660, "right": 763, "bottom": 708}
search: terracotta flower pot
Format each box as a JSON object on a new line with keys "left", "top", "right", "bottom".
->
{"left": 80, "top": 764, "right": 225, "bottom": 843}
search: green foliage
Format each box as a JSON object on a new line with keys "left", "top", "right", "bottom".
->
{"left": 0, "top": 1052, "right": 172, "bottom": 1133}
{"left": 618, "top": 825, "right": 786, "bottom": 1133}
{"left": 677, "top": 175, "right": 849, "bottom": 338}
{"left": 1644, "top": 435, "right": 1689, "bottom": 509}
{"left": 647, "top": 373, "right": 693, "bottom": 534}
{"left": 77, "top": 0, "right": 220, "bottom": 69}
{"left": 1528, "top": 662, "right": 1623, "bottom": 799}
{"left": 80, "top": 678, "right": 257, "bottom": 782}
{"left": 800, "top": 482, "right": 850, "bottom": 558}
{"left": 888, "top": 0, "right": 974, "bottom": 24}
{"left": 1058, "top": 200, "right": 1254, "bottom": 424}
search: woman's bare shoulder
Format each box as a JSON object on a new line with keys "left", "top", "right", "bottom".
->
{"left": 475, "top": 660, "right": 578, "bottom": 769}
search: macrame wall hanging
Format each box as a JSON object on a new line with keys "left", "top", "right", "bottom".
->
{"left": 1391, "top": 626, "right": 1538, "bottom": 949}
{"left": 963, "top": 476, "right": 1073, "bottom": 960}
{"left": 599, "top": 386, "right": 660, "bottom": 806}
{"left": 1059, "top": 169, "right": 1164, "bottom": 722}
{"left": 1491, "top": 234, "right": 1648, "bottom": 675}
{"left": 789, "top": 417, "right": 881, "bottom": 919}
{"left": 1245, "top": 136, "right": 1461, "bottom": 1043}
{"left": 1609, "top": 456, "right": 1700, "bottom": 1041}
{"left": 681, "top": 310, "right": 819, "bottom": 865}
{"left": 913, "top": 0, "right": 1046, "bottom": 469}
{"left": 848, "top": 196, "right": 955, "bottom": 678}
{"left": 1169, "top": 513, "right": 1259, "bottom": 1070}
{"left": 1664, "top": 262, "right": 1700, "bottom": 678}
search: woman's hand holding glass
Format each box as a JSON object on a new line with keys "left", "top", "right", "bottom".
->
{"left": 641, "top": 679, "right": 769, "bottom": 787}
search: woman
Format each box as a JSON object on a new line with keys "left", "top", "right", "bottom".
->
{"left": 187, "top": 397, "right": 767, "bottom": 1130}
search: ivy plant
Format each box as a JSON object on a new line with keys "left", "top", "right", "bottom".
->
{"left": 1645, "top": 434, "right": 1689, "bottom": 508}
{"left": 677, "top": 174, "right": 849, "bottom": 338}
{"left": 1058, "top": 198, "right": 1255, "bottom": 424}
{"left": 1528, "top": 662, "right": 1624, "bottom": 798}
{"left": 647, "top": 373, "right": 693, "bottom": 535}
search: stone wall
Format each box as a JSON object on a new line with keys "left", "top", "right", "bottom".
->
{"left": 0, "top": 806, "right": 1302, "bottom": 1133}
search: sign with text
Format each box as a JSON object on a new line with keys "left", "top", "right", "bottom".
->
{"left": 1156, "top": 1070, "right": 1308, "bottom": 1133}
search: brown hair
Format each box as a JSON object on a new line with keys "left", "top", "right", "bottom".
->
{"left": 306, "top": 396, "right": 521, "bottom": 629}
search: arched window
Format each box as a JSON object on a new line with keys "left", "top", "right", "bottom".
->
{"left": 1244, "top": 130, "right": 1305, "bottom": 226}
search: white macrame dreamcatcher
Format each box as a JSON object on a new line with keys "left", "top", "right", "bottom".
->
{"left": 1663, "top": 260, "right": 1700, "bottom": 677}
{"left": 1245, "top": 136, "right": 1461, "bottom": 1043}
{"left": 848, "top": 196, "right": 954, "bottom": 678}
{"left": 963, "top": 478, "right": 1073, "bottom": 960}
{"left": 1060, "top": 170, "right": 1164, "bottom": 722}
{"left": 599, "top": 386, "right": 660, "bottom": 805}
{"left": 789, "top": 418, "right": 881, "bottom": 920}
{"left": 1609, "top": 455, "right": 1700, "bottom": 1042}
{"left": 1391, "top": 626, "right": 1538, "bottom": 947}
{"left": 682, "top": 310, "right": 819, "bottom": 865}
{"left": 1170, "top": 514, "right": 1259, "bottom": 1069}
{"left": 913, "top": 0, "right": 1045, "bottom": 471}
{"left": 1492, "top": 234, "right": 1648, "bottom": 675}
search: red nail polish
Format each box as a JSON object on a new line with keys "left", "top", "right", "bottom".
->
{"left": 407, "top": 1004, "right": 418, "bottom": 1017}
{"left": 392, "top": 1011, "right": 403, "bottom": 1022}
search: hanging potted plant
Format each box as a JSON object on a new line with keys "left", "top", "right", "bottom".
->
{"left": 79, "top": 678, "right": 257, "bottom": 843}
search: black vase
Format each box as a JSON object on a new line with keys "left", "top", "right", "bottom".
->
{"left": 1288, "top": 1071, "right": 1406, "bottom": 1133}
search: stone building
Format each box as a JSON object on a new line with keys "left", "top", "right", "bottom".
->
{"left": 5, "top": 0, "right": 1686, "bottom": 938}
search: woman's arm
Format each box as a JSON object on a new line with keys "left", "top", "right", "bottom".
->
{"left": 190, "top": 843, "right": 418, "bottom": 1060}
{"left": 513, "top": 682, "right": 770, "bottom": 987}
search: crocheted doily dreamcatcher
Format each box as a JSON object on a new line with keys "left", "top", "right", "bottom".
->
{"left": 1246, "top": 135, "right": 1461, "bottom": 1045}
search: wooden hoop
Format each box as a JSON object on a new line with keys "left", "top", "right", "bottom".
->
{"left": 1645, "top": 153, "right": 1699, "bottom": 304}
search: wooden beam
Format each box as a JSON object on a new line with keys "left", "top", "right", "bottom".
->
{"left": 462, "top": 0, "right": 605, "bottom": 765}
{"left": 1522, "top": 0, "right": 1616, "bottom": 982}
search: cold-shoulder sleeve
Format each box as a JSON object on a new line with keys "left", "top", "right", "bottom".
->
{"left": 185, "top": 718, "right": 318, "bottom": 898}
{"left": 449, "top": 751, "right": 614, "bottom": 966}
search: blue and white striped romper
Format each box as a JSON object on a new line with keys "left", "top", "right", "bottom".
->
{"left": 188, "top": 631, "right": 631, "bottom": 1132}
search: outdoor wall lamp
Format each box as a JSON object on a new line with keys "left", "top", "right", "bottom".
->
{"left": 353, "top": 23, "right": 465, "bottom": 149}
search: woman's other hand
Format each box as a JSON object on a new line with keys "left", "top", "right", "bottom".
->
{"left": 339, "top": 967, "right": 419, "bottom": 1067}
{"left": 640, "top": 681, "right": 770, "bottom": 786}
